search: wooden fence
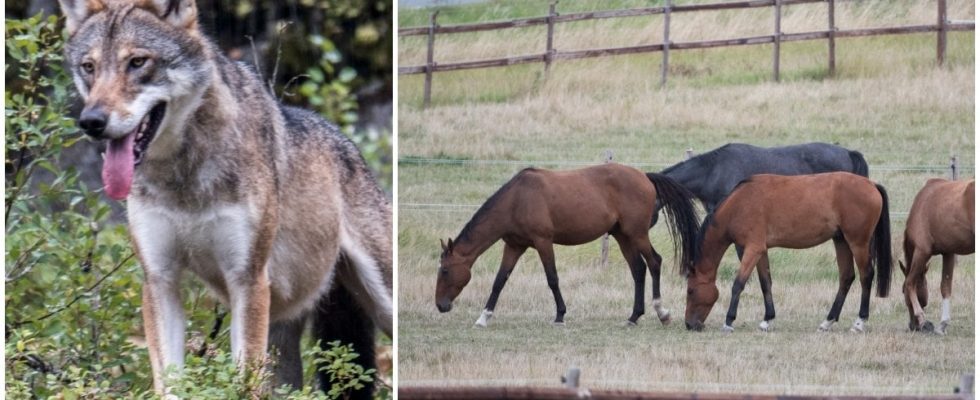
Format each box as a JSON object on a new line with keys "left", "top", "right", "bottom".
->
{"left": 400, "top": 369, "right": 975, "bottom": 400}
{"left": 398, "top": 0, "right": 975, "bottom": 108}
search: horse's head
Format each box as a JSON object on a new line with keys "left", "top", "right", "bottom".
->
{"left": 685, "top": 266, "right": 718, "bottom": 331}
{"left": 435, "top": 238, "right": 472, "bottom": 313}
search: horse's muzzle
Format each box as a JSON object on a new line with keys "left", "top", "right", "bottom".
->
{"left": 436, "top": 299, "right": 453, "bottom": 313}
{"left": 685, "top": 320, "right": 704, "bottom": 331}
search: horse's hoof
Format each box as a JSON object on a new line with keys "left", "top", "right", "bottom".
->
{"left": 920, "top": 320, "right": 935, "bottom": 333}
{"left": 758, "top": 320, "right": 773, "bottom": 332}
{"left": 849, "top": 318, "right": 867, "bottom": 333}
{"left": 817, "top": 320, "right": 833, "bottom": 332}
{"left": 720, "top": 324, "right": 735, "bottom": 334}
{"left": 474, "top": 309, "right": 493, "bottom": 328}
{"left": 624, "top": 320, "right": 638, "bottom": 328}
{"left": 658, "top": 311, "right": 671, "bottom": 326}
{"left": 552, "top": 321, "right": 566, "bottom": 327}
{"left": 936, "top": 321, "right": 949, "bottom": 335}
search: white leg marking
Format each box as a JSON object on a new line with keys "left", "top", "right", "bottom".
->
{"left": 849, "top": 318, "right": 866, "bottom": 333}
{"left": 341, "top": 235, "right": 394, "bottom": 336}
{"left": 652, "top": 298, "right": 670, "bottom": 323}
{"left": 720, "top": 324, "right": 735, "bottom": 333}
{"left": 941, "top": 298, "right": 951, "bottom": 323}
{"left": 759, "top": 320, "right": 773, "bottom": 332}
{"left": 817, "top": 320, "right": 834, "bottom": 332}
{"left": 474, "top": 309, "right": 493, "bottom": 328}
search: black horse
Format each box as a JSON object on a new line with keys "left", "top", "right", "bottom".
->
{"left": 654, "top": 142, "right": 869, "bottom": 223}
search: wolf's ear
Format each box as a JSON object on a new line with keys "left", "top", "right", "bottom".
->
{"left": 58, "top": 0, "right": 106, "bottom": 35}
{"left": 144, "top": 0, "right": 198, "bottom": 31}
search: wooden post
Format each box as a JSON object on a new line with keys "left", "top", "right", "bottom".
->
{"left": 950, "top": 155, "right": 958, "bottom": 180}
{"left": 423, "top": 11, "right": 439, "bottom": 109}
{"left": 773, "top": 0, "right": 782, "bottom": 82}
{"left": 545, "top": 1, "right": 557, "bottom": 73}
{"left": 828, "top": 0, "right": 836, "bottom": 76}
{"left": 562, "top": 367, "right": 581, "bottom": 389}
{"left": 600, "top": 150, "right": 613, "bottom": 268}
{"left": 661, "top": 0, "right": 672, "bottom": 88}
{"left": 937, "top": 0, "right": 947, "bottom": 66}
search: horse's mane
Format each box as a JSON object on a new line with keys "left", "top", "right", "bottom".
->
{"left": 455, "top": 168, "right": 534, "bottom": 245}
{"left": 692, "top": 175, "right": 753, "bottom": 271}
{"left": 661, "top": 144, "right": 733, "bottom": 174}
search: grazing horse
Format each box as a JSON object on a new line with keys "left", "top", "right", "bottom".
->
{"left": 655, "top": 142, "right": 869, "bottom": 221}
{"left": 900, "top": 178, "right": 975, "bottom": 334}
{"left": 435, "top": 163, "right": 700, "bottom": 327}
{"left": 685, "top": 172, "right": 892, "bottom": 333}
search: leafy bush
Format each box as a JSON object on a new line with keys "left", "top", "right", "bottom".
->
{"left": 5, "top": 12, "right": 391, "bottom": 400}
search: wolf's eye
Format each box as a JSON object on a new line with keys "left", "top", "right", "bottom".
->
{"left": 81, "top": 61, "right": 95, "bottom": 74}
{"left": 129, "top": 57, "right": 148, "bottom": 70}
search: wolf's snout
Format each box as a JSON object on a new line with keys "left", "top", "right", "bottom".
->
{"left": 436, "top": 298, "right": 452, "bottom": 313}
{"left": 78, "top": 106, "right": 109, "bottom": 138}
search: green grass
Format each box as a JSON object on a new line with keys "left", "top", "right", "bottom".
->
{"left": 396, "top": 0, "right": 975, "bottom": 395}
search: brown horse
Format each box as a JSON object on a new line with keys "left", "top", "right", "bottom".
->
{"left": 900, "top": 178, "right": 975, "bottom": 334}
{"left": 435, "top": 163, "right": 700, "bottom": 327}
{"left": 685, "top": 172, "right": 892, "bottom": 333}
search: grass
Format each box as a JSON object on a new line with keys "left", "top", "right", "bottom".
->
{"left": 396, "top": 0, "right": 975, "bottom": 395}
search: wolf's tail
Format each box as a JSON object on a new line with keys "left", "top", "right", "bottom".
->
{"left": 313, "top": 264, "right": 378, "bottom": 400}
{"left": 872, "top": 183, "right": 893, "bottom": 298}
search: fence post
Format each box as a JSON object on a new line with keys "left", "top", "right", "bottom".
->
{"left": 773, "top": 0, "right": 782, "bottom": 82}
{"left": 950, "top": 155, "right": 958, "bottom": 180}
{"left": 423, "top": 11, "right": 439, "bottom": 109}
{"left": 600, "top": 150, "right": 613, "bottom": 268}
{"left": 545, "top": 1, "right": 557, "bottom": 74}
{"left": 661, "top": 0, "right": 672, "bottom": 88}
{"left": 937, "top": 0, "right": 947, "bottom": 66}
{"left": 685, "top": 148, "right": 694, "bottom": 160}
{"left": 828, "top": 0, "right": 836, "bottom": 76}
{"left": 562, "top": 367, "right": 581, "bottom": 389}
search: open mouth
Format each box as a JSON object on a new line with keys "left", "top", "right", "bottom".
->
{"left": 133, "top": 102, "right": 166, "bottom": 166}
{"left": 101, "top": 102, "right": 166, "bottom": 200}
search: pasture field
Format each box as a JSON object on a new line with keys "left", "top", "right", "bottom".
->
{"left": 396, "top": 0, "right": 975, "bottom": 395}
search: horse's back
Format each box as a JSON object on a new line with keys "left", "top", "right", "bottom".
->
{"left": 723, "top": 172, "right": 879, "bottom": 248}
{"left": 906, "top": 178, "right": 974, "bottom": 255}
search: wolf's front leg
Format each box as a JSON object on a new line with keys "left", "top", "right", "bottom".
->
{"left": 229, "top": 275, "right": 271, "bottom": 366}
{"left": 141, "top": 272, "right": 186, "bottom": 394}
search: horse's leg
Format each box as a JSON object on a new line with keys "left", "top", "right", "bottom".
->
{"left": 475, "top": 242, "right": 528, "bottom": 328}
{"left": 535, "top": 240, "right": 567, "bottom": 325}
{"left": 819, "top": 238, "right": 854, "bottom": 332}
{"left": 903, "top": 249, "right": 932, "bottom": 332}
{"left": 639, "top": 242, "right": 670, "bottom": 325}
{"left": 849, "top": 241, "right": 873, "bottom": 333}
{"left": 756, "top": 253, "right": 776, "bottom": 332}
{"left": 722, "top": 247, "right": 764, "bottom": 333}
{"left": 614, "top": 235, "right": 647, "bottom": 326}
{"left": 937, "top": 253, "right": 955, "bottom": 334}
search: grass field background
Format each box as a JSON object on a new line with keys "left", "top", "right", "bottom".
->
{"left": 396, "top": 0, "right": 975, "bottom": 395}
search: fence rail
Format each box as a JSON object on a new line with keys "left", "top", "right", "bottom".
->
{"left": 398, "top": 0, "right": 974, "bottom": 107}
{"left": 399, "top": 371, "right": 975, "bottom": 400}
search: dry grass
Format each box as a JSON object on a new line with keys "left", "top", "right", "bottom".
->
{"left": 396, "top": 0, "right": 975, "bottom": 395}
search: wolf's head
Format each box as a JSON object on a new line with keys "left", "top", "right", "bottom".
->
{"left": 59, "top": 0, "right": 212, "bottom": 200}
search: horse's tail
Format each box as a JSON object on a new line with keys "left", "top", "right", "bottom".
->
{"left": 646, "top": 173, "right": 701, "bottom": 275}
{"left": 872, "top": 183, "right": 893, "bottom": 297}
{"left": 850, "top": 150, "right": 870, "bottom": 177}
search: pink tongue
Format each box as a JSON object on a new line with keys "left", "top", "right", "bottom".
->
{"left": 101, "top": 133, "right": 136, "bottom": 200}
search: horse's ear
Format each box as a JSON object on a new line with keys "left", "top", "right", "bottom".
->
{"left": 447, "top": 238, "right": 454, "bottom": 251}
{"left": 440, "top": 239, "right": 447, "bottom": 252}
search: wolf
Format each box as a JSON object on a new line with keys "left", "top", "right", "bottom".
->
{"left": 57, "top": 0, "right": 393, "bottom": 397}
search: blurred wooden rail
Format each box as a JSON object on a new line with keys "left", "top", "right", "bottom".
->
{"left": 399, "top": 387, "right": 970, "bottom": 400}
{"left": 398, "top": 0, "right": 975, "bottom": 108}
